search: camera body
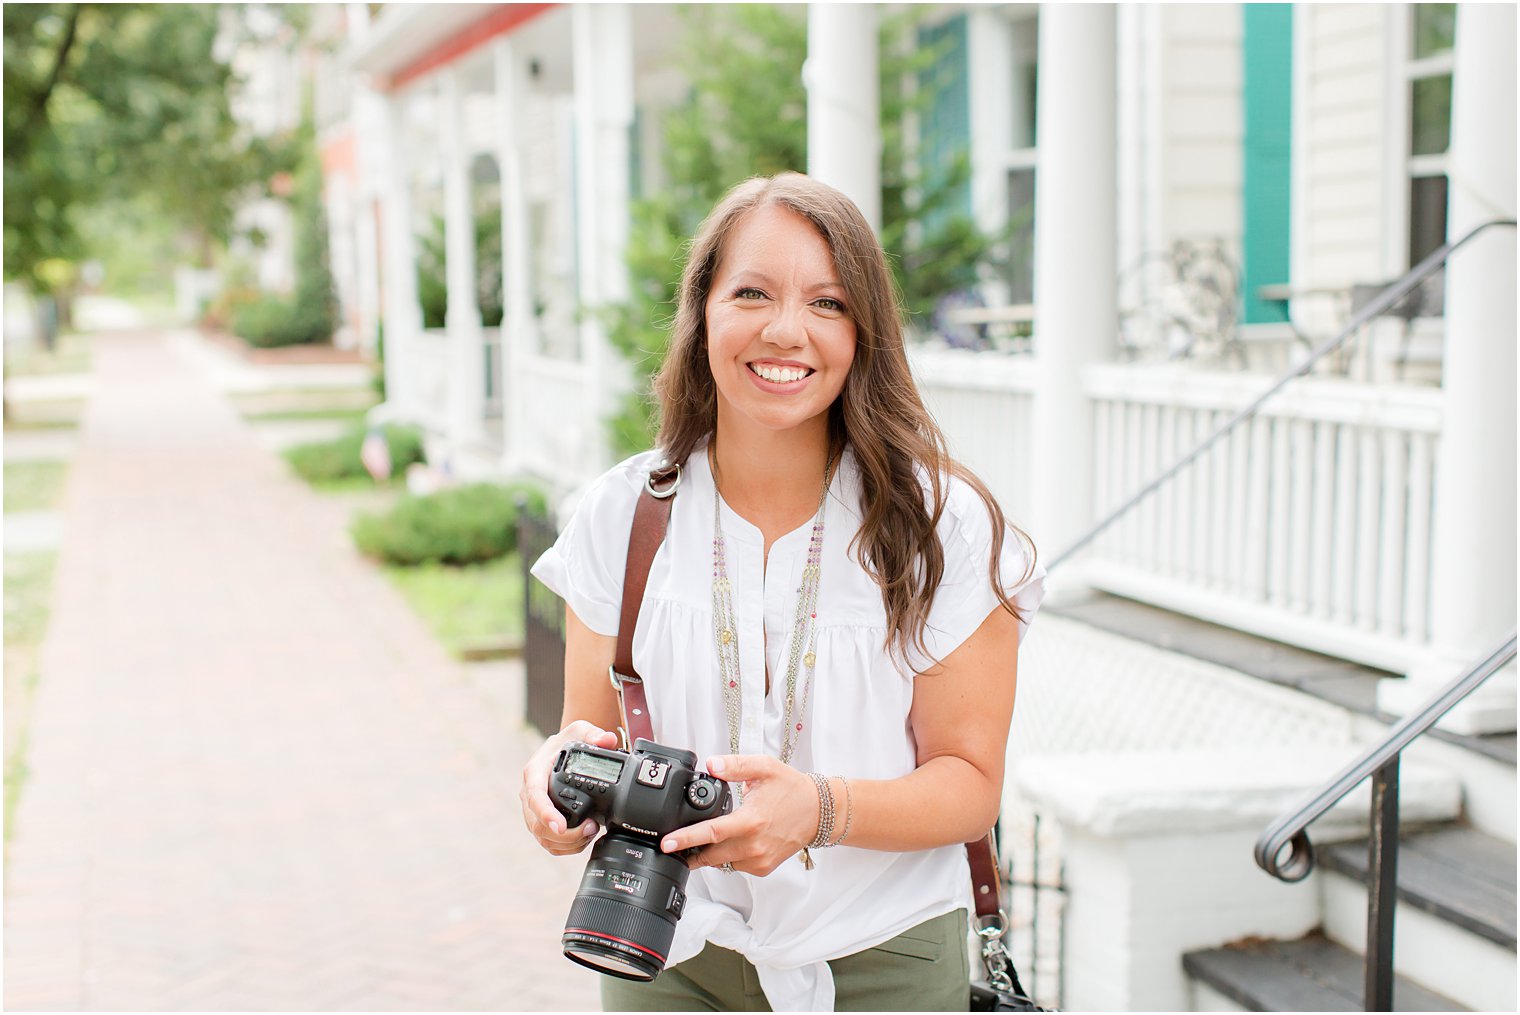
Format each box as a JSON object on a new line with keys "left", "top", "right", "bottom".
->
{"left": 550, "top": 739, "right": 732, "bottom": 982}
{"left": 550, "top": 738, "right": 730, "bottom": 842}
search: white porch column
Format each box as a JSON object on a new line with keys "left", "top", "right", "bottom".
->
{"left": 494, "top": 37, "right": 533, "bottom": 475}
{"left": 354, "top": 188, "right": 381, "bottom": 356}
{"left": 572, "top": 4, "right": 634, "bottom": 472}
{"left": 967, "top": 8, "right": 1015, "bottom": 239}
{"left": 1027, "top": 5, "right": 1118, "bottom": 588}
{"left": 440, "top": 68, "right": 487, "bottom": 453}
{"left": 804, "top": 4, "right": 881, "bottom": 233}
{"left": 1380, "top": 3, "right": 1517, "bottom": 733}
{"left": 378, "top": 89, "right": 424, "bottom": 420}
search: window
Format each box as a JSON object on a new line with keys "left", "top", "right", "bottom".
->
{"left": 1404, "top": 4, "right": 1455, "bottom": 271}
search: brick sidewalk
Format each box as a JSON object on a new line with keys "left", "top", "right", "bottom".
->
{"left": 3, "top": 331, "right": 603, "bottom": 1011}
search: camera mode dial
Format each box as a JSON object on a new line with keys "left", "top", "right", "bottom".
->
{"left": 685, "top": 779, "right": 719, "bottom": 810}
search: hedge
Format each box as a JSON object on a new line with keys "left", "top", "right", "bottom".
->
{"left": 351, "top": 481, "right": 547, "bottom": 566}
{"left": 282, "top": 423, "right": 425, "bottom": 485}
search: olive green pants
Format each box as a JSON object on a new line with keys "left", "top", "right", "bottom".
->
{"left": 600, "top": 908, "right": 970, "bottom": 1012}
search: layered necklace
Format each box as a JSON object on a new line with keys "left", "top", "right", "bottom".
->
{"left": 710, "top": 442, "right": 834, "bottom": 764}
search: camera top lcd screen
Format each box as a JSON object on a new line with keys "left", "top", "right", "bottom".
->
{"left": 566, "top": 751, "right": 625, "bottom": 784}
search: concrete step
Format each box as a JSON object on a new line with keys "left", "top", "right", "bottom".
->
{"left": 1052, "top": 592, "right": 1517, "bottom": 845}
{"left": 1183, "top": 932, "right": 1466, "bottom": 1011}
{"left": 1321, "top": 825, "right": 1516, "bottom": 950}
{"left": 1320, "top": 826, "right": 1517, "bottom": 1012}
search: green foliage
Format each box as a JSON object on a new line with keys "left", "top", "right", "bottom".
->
{"left": 416, "top": 205, "right": 505, "bottom": 329}
{"left": 229, "top": 95, "right": 336, "bottom": 348}
{"left": 604, "top": 6, "right": 997, "bottom": 457}
{"left": 282, "top": 424, "right": 426, "bottom": 486}
{"left": 3, "top": 5, "right": 291, "bottom": 289}
{"left": 351, "top": 482, "right": 548, "bottom": 567}
{"left": 231, "top": 294, "right": 330, "bottom": 348}
{"left": 290, "top": 130, "right": 336, "bottom": 339}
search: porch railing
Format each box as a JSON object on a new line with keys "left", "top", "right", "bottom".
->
{"left": 1084, "top": 369, "right": 1441, "bottom": 671}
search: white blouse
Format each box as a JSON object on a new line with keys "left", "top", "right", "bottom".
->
{"left": 531, "top": 441, "right": 1046, "bottom": 1011}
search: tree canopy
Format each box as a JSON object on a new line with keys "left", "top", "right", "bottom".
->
{"left": 605, "top": 5, "right": 996, "bottom": 456}
{"left": 3, "top": 3, "right": 289, "bottom": 291}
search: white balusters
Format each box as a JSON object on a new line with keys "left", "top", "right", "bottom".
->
{"left": 1377, "top": 430, "right": 1408, "bottom": 639}
{"left": 1290, "top": 419, "right": 1314, "bottom": 613}
{"left": 1244, "top": 415, "right": 1271, "bottom": 601}
{"left": 1211, "top": 410, "right": 1231, "bottom": 591}
{"left": 1355, "top": 427, "right": 1380, "bottom": 632}
{"left": 1269, "top": 417, "right": 1291, "bottom": 608}
{"left": 1310, "top": 421, "right": 1336, "bottom": 620}
{"left": 1332, "top": 425, "right": 1358, "bottom": 626}
{"left": 1403, "top": 433, "right": 1434, "bottom": 643}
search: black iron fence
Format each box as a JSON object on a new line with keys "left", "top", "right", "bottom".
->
{"left": 1001, "top": 811, "right": 1067, "bottom": 1009}
{"left": 517, "top": 504, "right": 565, "bottom": 737}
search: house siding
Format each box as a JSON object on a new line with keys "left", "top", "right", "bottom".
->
{"left": 1157, "top": 5, "right": 1243, "bottom": 256}
{"left": 1299, "top": 3, "right": 1388, "bottom": 292}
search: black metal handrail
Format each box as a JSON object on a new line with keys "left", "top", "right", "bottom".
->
{"left": 1254, "top": 629, "right": 1516, "bottom": 1010}
{"left": 1047, "top": 217, "right": 1516, "bottom": 571}
{"left": 1254, "top": 629, "right": 1517, "bottom": 883}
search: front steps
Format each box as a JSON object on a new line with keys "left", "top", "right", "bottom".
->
{"left": 1183, "top": 933, "right": 1463, "bottom": 1011}
{"left": 1047, "top": 592, "right": 1516, "bottom": 1012}
{"left": 1185, "top": 824, "right": 1517, "bottom": 1011}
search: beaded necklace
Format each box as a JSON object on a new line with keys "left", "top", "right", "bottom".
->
{"left": 709, "top": 443, "right": 834, "bottom": 764}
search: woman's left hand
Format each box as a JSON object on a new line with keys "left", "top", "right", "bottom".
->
{"left": 659, "top": 754, "right": 819, "bottom": 876}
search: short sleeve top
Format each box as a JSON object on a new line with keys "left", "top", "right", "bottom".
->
{"left": 531, "top": 440, "right": 1047, "bottom": 1010}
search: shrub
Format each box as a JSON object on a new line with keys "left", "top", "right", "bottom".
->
{"left": 232, "top": 294, "right": 332, "bottom": 348}
{"left": 351, "top": 481, "right": 548, "bottom": 566}
{"left": 282, "top": 423, "right": 425, "bottom": 485}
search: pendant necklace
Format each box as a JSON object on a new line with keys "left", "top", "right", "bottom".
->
{"left": 710, "top": 442, "right": 833, "bottom": 771}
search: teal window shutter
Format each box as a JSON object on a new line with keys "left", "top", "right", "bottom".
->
{"left": 1241, "top": 4, "right": 1293, "bottom": 325}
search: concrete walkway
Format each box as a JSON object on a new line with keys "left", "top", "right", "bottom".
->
{"left": 3, "top": 331, "right": 602, "bottom": 1011}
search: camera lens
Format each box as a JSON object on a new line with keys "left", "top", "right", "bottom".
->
{"left": 562, "top": 833, "right": 691, "bottom": 981}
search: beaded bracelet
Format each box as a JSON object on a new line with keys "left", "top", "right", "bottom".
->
{"left": 807, "top": 772, "right": 836, "bottom": 850}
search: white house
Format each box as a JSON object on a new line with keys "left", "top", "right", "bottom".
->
{"left": 320, "top": 4, "right": 1516, "bottom": 1009}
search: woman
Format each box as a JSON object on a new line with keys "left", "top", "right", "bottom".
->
{"left": 521, "top": 173, "right": 1045, "bottom": 1012}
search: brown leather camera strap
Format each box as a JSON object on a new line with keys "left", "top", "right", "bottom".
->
{"left": 611, "top": 461, "right": 1001, "bottom": 918}
{"left": 613, "top": 463, "right": 680, "bottom": 746}
{"left": 967, "top": 830, "right": 1003, "bottom": 920}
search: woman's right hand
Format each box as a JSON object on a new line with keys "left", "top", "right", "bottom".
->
{"left": 520, "top": 720, "right": 622, "bottom": 856}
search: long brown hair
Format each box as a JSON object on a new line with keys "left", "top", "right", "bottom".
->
{"left": 653, "top": 173, "right": 1036, "bottom": 667}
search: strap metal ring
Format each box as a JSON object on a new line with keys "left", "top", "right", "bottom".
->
{"left": 646, "top": 463, "right": 682, "bottom": 499}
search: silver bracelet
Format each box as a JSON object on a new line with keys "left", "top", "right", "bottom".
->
{"left": 834, "top": 776, "right": 854, "bottom": 846}
{"left": 807, "top": 772, "right": 835, "bottom": 850}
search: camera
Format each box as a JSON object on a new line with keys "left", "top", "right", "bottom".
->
{"left": 550, "top": 738, "right": 732, "bottom": 981}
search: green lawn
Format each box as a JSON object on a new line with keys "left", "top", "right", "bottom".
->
{"left": 242, "top": 407, "right": 374, "bottom": 426}
{"left": 230, "top": 389, "right": 379, "bottom": 417}
{"left": 3, "top": 401, "right": 86, "bottom": 430}
{"left": 4, "top": 551, "right": 57, "bottom": 849}
{"left": 4, "top": 461, "right": 69, "bottom": 513}
{"left": 4, "top": 333, "right": 92, "bottom": 377}
{"left": 381, "top": 553, "right": 525, "bottom": 657}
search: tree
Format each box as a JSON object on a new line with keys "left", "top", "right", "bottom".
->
{"left": 3, "top": 4, "right": 288, "bottom": 291}
{"left": 604, "top": 6, "right": 997, "bottom": 457}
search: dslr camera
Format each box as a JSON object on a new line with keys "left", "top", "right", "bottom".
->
{"left": 550, "top": 738, "right": 732, "bottom": 981}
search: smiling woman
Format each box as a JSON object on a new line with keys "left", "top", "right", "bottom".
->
{"left": 520, "top": 173, "right": 1047, "bottom": 1012}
